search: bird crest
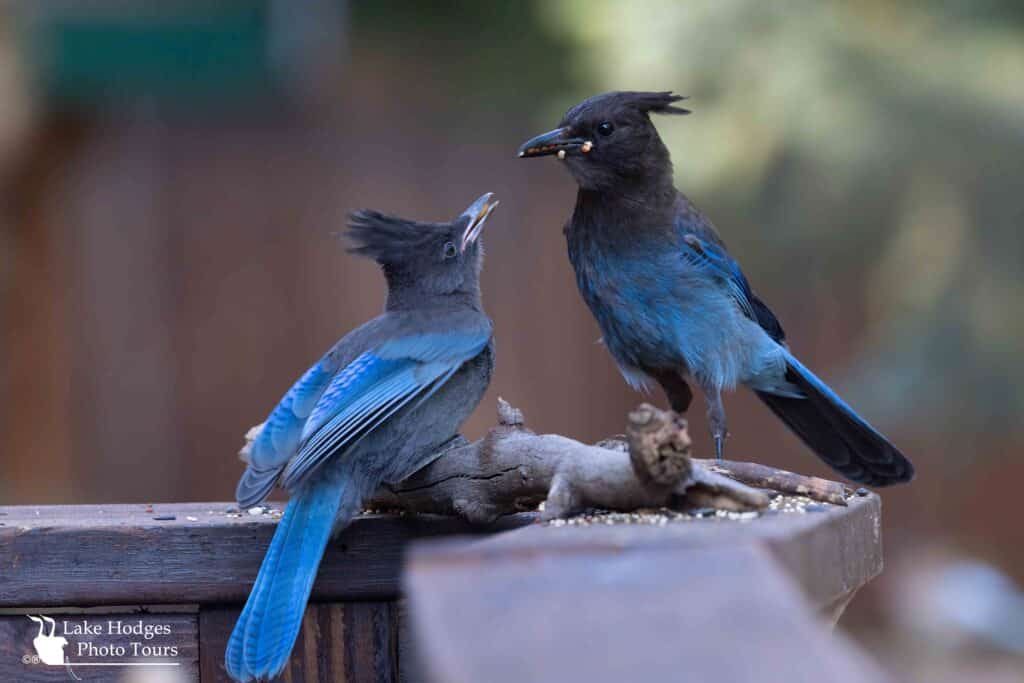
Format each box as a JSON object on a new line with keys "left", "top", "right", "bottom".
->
{"left": 346, "top": 210, "right": 449, "bottom": 263}
{"left": 564, "top": 90, "right": 691, "bottom": 122}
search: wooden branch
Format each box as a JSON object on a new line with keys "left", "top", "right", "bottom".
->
{"left": 243, "top": 400, "right": 852, "bottom": 525}
{"left": 693, "top": 459, "right": 849, "bottom": 507}
{"left": 367, "top": 400, "right": 769, "bottom": 522}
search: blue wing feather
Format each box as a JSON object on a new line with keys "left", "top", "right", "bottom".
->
{"left": 680, "top": 235, "right": 756, "bottom": 318}
{"left": 300, "top": 352, "right": 406, "bottom": 441}
{"left": 237, "top": 329, "right": 490, "bottom": 505}
{"left": 282, "top": 359, "right": 446, "bottom": 488}
{"left": 249, "top": 361, "right": 334, "bottom": 471}
{"left": 677, "top": 232, "right": 786, "bottom": 342}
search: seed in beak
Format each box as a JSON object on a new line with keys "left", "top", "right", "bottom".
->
{"left": 581, "top": 141, "right": 593, "bottom": 153}
{"left": 557, "top": 150, "right": 566, "bottom": 160}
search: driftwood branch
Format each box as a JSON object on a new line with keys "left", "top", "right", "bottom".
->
{"left": 367, "top": 399, "right": 769, "bottom": 522}
{"left": 694, "top": 459, "right": 849, "bottom": 506}
{"left": 243, "top": 399, "right": 849, "bottom": 525}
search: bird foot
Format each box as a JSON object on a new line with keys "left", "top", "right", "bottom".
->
{"left": 713, "top": 434, "right": 726, "bottom": 461}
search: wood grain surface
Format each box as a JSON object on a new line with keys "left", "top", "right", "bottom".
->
{"left": 0, "top": 503, "right": 530, "bottom": 608}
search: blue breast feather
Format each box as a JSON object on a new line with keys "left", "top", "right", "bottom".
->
{"left": 572, "top": 231, "right": 791, "bottom": 393}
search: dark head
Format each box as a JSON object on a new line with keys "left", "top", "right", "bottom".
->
{"left": 518, "top": 91, "right": 689, "bottom": 192}
{"left": 347, "top": 193, "right": 498, "bottom": 309}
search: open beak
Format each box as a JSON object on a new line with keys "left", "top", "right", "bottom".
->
{"left": 517, "top": 127, "right": 587, "bottom": 158}
{"left": 459, "top": 192, "right": 499, "bottom": 252}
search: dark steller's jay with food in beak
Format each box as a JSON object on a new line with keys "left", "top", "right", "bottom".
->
{"left": 519, "top": 91, "right": 912, "bottom": 486}
{"left": 225, "top": 193, "right": 499, "bottom": 682}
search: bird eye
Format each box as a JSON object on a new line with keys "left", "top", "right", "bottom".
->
{"left": 443, "top": 241, "right": 458, "bottom": 259}
{"left": 596, "top": 122, "right": 614, "bottom": 137}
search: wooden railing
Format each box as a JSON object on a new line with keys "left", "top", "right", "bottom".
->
{"left": 0, "top": 494, "right": 886, "bottom": 682}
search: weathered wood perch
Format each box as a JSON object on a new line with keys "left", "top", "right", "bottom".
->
{"left": 695, "top": 458, "right": 849, "bottom": 506}
{"left": 368, "top": 399, "right": 769, "bottom": 521}
{"left": 245, "top": 399, "right": 849, "bottom": 521}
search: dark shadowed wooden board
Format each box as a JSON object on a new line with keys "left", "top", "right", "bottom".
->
{"left": 0, "top": 503, "right": 531, "bottom": 607}
{"left": 198, "top": 603, "right": 400, "bottom": 683}
{"left": 0, "top": 612, "right": 199, "bottom": 682}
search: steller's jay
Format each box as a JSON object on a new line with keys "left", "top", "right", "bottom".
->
{"left": 519, "top": 91, "right": 913, "bottom": 486}
{"left": 225, "top": 193, "right": 499, "bottom": 682}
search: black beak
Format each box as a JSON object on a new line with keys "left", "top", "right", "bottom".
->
{"left": 517, "top": 127, "right": 587, "bottom": 158}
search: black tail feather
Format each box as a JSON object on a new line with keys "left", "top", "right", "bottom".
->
{"left": 756, "top": 355, "right": 914, "bottom": 487}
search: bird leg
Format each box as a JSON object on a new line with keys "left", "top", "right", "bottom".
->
{"left": 704, "top": 387, "right": 728, "bottom": 461}
{"left": 652, "top": 369, "right": 693, "bottom": 414}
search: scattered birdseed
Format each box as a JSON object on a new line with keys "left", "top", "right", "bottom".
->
{"left": 186, "top": 516, "right": 198, "bottom": 522}
{"left": 767, "top": 494, "right": 817, "bottom": 514}
{"left": 247, "top": 506, "right": 265, "bottom": 516}
{"left": 543, "top": 494, "right": 833, "bottom": 527}
{"left": 361, "top": 506, "right": 408, "bottom": 516}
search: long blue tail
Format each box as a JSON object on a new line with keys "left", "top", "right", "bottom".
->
{"left": 755, "top": 352, "right": 914, "bottom": 486}
{"left": 225, "top": 478, "right": 353, "bottom": 682}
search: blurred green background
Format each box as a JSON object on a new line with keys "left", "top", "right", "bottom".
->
{"left": 1, "top": 2, "right": 1021, "bottom": 680}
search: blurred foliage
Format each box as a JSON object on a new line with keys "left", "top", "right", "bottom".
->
{"left": 0, "top": 13, "right": 32, "bottom": 307}
{"left": 23, "top": 5, "right": 274, "bottom": 106}
{"left": 351, "top": 0, "right": 578, "bottom": 122}
{"left": 0, "top": 15, "right": 31, "bottom": 180}
{"left": 534, "top": 0, "right": 1024, "bottom": 440}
